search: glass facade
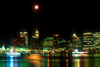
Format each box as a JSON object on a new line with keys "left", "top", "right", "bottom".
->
{"left": 43, "top": 37, "right": 54, "bottom": 46}
{"left": 20, "top": 32, "right": 28, "bottom": 48}
{"left": 82, "top": 32, "right": 94, "bottom": 50}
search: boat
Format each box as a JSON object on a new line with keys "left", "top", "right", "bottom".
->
{"left": 72, "top": 52, "right": 88, "bottom": 54}
{"left": 5, "top": 49, "right": 21, "bottom": 57}
{"left": 72, "top": 49, "right": 88, "bottom": 54}
{"left": 5, "top": 52, "right": 21, "bottom": 57}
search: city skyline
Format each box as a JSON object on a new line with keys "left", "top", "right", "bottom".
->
{"left": 0, "top": 0, "right": 99, "bottom": 46}
{"left": 0, "top": 30, "right": 100, "bottom": 47}
{"left": 0, "top": 1, "right": 100, "bottom": 67}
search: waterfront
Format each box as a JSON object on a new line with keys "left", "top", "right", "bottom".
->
{"left": 0, "top": 53, "right": 100, "bottom": 67}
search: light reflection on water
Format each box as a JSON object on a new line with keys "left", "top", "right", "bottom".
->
{"left": 0, "top": 53, "right": 100, "bottom": 67}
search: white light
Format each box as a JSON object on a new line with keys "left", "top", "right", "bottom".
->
{"left": 10, "top": 56, "right": 13, "bottom": 57}
{"left": 74, "top": 49, "right": 78, "bottom": 52}
{"left": 73, "top": 33, "right": 76, "bottom": 36}
{"left": 24, "top": 32, "right": 27, "bottom": 33}
{"left": 6, "top": 53, "right": 21, "bottom": 57}
{"left": 10, "top": 49, "right": 13, "bottom": 52}
{"left": 35, "top": 5, "right": 39, "bottom": 9}
{"left": 20, "top": 32, "right": 22, "bottom": 33}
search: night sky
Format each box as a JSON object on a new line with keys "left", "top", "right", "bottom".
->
{"left": 0, "top": 0, "right": 99, "bottom": 47}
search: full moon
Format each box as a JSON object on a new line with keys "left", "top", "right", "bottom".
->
{"left": 35, "top": 5, "right": 39, "bottom": 9}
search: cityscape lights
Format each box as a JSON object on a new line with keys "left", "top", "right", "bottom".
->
{"left": 1, "top": 30, "right": 100, "bottom": 54}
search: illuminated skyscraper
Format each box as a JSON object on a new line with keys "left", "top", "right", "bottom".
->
{"left": 19, "top": 35, "right": 25, "bottom": 47}
{"left": 54, "top": 34, "right": 59, "bottom": 48}
{"left": 43, "top": 37, "right": 54, "bottom": 50}
{"left": 93, "top": 32, "right": 100, "bottom": 49}
{"left": 67, "top": 40, "right": 73, "bottom": 50}
{"left": 82, "top": 32, "right": 94, "bottom": 50}
{"left": 43, "top": 37, "right": 54, "bottom": 46}
{"left": 12, "top": 38, "right": 20, "bottom": 46}
{"left": 58, "top": 38, "right": 67, "bottom": 47}
{"left": 30, "top": 36, "right": 39, "bottom": 49}
{"left": 35, "top": 28, "right": 39, "bottom": 38}
{"left": 20, "top": 32, "right": 28, "bottom": 47}
{"left": 71, "top": 33, "right": 79, "bottom": 48}
{"left": 30, "top": 28, "right": 39, "bottom": 49}
{"left": 78, "top": 36, "right": 82, "bottom": 49}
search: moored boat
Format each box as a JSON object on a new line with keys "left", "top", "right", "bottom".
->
{"left": 5, "top": 49, "right": 21, "bottom": 57}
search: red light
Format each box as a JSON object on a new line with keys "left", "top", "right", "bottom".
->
{"left": 20, "top": 35, "right": 23, "bottom": 37}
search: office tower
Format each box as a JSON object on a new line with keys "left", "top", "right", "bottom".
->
{"left": 43, "top": 37, "right": 54, "bottom": 50}
{"left": 43, "top": 37, "right": 54, "bottom": 46}
{"left": 53, "top": 34, "right": 59, "bottom": 48}
{"left": 19, "top": 34, "right": 24, "bottom": 47}
{"left": 20, "top": 32, "right": 28, "bottom": 48}
{"left": 31, "top": 36, "right": 39, "bottom": 49}
{"left": 58, "top": 38, "right": 67, "bottom": 47}
{"left": 82, "top": 32, "right": 94, "bottom": 50}
{"left": 12, "top": 38, "right": 20, "bottom": 47}
{"left": 93, "top": 32, "right": 100, "bottom": 49}
{"left": 30, "top": 28, "right": 39, "bottom": 49}
{"left": 71, "top": 33, "right": 79, "bottom": 49}
{"left": 78, "top": 36, "right": 82, "bottom": 49}
{"left": 35, "top": 28, "right": 39, "bottom": 38}
{"left": 67, "top": 40, "right": 73, "bottom": 50}
{"left": 58, "top": 38, "right": 67, "bottom": 50}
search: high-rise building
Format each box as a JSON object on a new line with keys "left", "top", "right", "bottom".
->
{"left": 35, "top": 28, "right": 39, "bottom": 38}
{"left": 30, "top": 36, "right": 39, "bottom": 49}
{"left": 58, "top": 38, "right": 67, "bottom": 47}
{"left": 11, "top": 35, "right": 20, "bottom": 47}
{"left": 43, "top": 37, "right": 54, "bottom": 50}
{"left": 53, "top": 34, "right": 59, "bottom": 48}
{"left": 58, "top": 38, "right": 67, "bottom": 50}
{"left": 78, "top": 36, "right": 82, "bottom": 49}
{"left": 93, "top": 32, "right": 100, "bottom": 49}
{"left": 43, "top": 37, "right": 54, "bottom": 46}
{"left": 30, "top": 28, "right": 39, "bottom": 49}
{"left": 67, "top": 40, "right": 73, "bottom": 50}
{"left": 19, "top": 35, "right": 25, "bottom": 47}
{"left": 71, "top": 33, "right": 79, "bottom": 48}
{"left": 20, "top": 32, "right": 28, "bottom": 47}
{"left": 82, "top": 32, "right": 94, "bottom": 50}
{"left": 12, "top": 38, "right": 20, "bottom": 46}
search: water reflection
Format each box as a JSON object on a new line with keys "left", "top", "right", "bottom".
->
{"left": 0, "top": 61, "right": 5, "bottom": 67}
{"left": 47, "top": 59, "right": 50, "bottom": 67}
{"left": 29, "top": 60, "right": 43, "bottom": 67}
{"left": 6, "top": 57, "right": 20, "bottom": 67}
{"left": 0, "top": 53, "right": 100, "bottom": 67}
{"left": 66, "top": 59, "right": 68, "bottom": 67}
{"left": 73, "top": 59, "right": 80, "bottom": 67}
{"left": 94, "top": 59, "right": 100, "bottom": 67}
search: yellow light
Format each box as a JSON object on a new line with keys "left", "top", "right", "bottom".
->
{"left": 35, "top": 34, "right": 39, "bottom": 37}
